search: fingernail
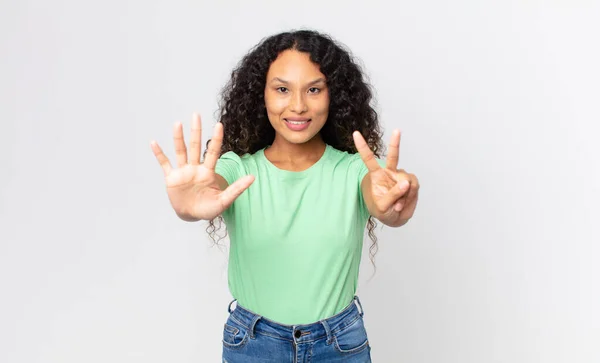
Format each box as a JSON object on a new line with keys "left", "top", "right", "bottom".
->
{"left": 401, "top": 180, "right": 409, "bottom": 188}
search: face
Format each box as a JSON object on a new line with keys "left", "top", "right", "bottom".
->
{"left": 264, "top": 50, "right": 330, "bottom": 145}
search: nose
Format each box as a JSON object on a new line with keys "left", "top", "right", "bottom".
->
{"left": 289, "top": 91, "right": 308, "bottom": 113}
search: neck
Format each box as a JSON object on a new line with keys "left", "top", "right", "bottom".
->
{"left": 265, "top": 134, "right": 327, "bottom": 164}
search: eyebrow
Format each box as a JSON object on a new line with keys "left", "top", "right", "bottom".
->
{"left": 270, "top": 77, "right": 326, "bottom": 86}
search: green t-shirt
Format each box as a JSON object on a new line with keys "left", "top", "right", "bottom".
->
{"left": 215, "top": 144, "right": 375, "bottom": 325}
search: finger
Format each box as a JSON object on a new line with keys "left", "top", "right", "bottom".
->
{"left": 386, "top": 129, "right": 401, "bottom": 170}
{"left": 396, "top": 188, "right": 419, "bottom": 221}
{"left": 173, "top": 121, "right": 188, "bottom": 168}
{"left": 395, "top": 175, "right": 419, "bottom": 215}
{"left": 218, "top": 175, "right": 255, "bottom": 209}
{"left": 401, "top": 192, "right": 418, "bottom": 216}
{"left": 189, "top": 113, "right": 202, "bottom": 165}
{"left": 352, "top": 131, "right": 381, "bottom": 172}
{"left": 393, "top": 199, "right": 404, "bottom": 212}
{"left": 203, "top": 122, "right": 223, "bottom": 170}
{"left": 404, "top": 174, "right": 420, "bottom": 205}
{"left": 378, "top": 179, "right": 410, "bottom": 212}
{"left": 150, "top": 140, "right": 173, "bottom": 176}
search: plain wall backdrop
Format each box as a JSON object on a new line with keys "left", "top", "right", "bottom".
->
{"left": 1, "top": 0, "right": 598, "bottom": 362}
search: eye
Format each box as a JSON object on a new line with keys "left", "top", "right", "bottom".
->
{"left": 276, "top": 87, "right": 288, "bottom": 93}
{"left": 308, "top": 87, "right": 320, "bottom": 94}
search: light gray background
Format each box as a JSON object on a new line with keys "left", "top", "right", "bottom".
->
{"left": 1, "top": 0, "right": 598, "bottom": 362}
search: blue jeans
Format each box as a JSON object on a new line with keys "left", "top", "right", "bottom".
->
{"left": 222, "top": 296, "right": 372, "bottom": 362}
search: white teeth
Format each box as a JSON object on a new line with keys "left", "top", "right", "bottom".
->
{"left": 287, "top": 120, "right": 308, "bottom": 125}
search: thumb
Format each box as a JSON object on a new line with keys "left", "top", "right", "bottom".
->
{"left": 218, "top": 175, "right": 255, "bottom": 209}
{"left": 379, "top": 180, "right": 410, "bottom": 211}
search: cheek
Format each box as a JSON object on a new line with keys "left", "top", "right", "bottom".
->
{"left": 317, "top": 92, "right": 330, "bottom": 112}
{"left": 265, "top": 94, "right": 286, "bottom": 114}
{"left": 314, "top": 98, "right": 330, "bottom": 117}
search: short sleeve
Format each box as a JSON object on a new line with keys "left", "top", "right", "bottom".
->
{"left": 215, "top": 151, "right": 243, "bottom": 186}
{"left": 354, "top": 154, "right": 386, "bottom": 186}
{"left": 353, "top": 153, "right": 386, "bottom": 219}
{"left": 357, "top": 158, "right": 369, "bottom": 187}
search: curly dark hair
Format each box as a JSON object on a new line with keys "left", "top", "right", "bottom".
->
{"left": 205, "top": 29, "right": 385, "bottom": 268}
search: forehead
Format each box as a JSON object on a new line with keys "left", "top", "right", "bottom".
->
{"left": 267, "top": 50, "right": 324, "bottom": 79}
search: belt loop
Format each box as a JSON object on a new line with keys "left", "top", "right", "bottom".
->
{"left": 249, "top": 315, "right": 262, "bottom": 339}
{"left": 320, "top": 319, "right": 333, "bottom": 345}
{"left": 227, "top": 299, "right": 237, "bottom": 314}
{"left": 354, "top": 295, "right": 364, "bottom": 317}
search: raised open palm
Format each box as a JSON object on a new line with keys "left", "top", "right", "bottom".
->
{"left": 150, "top": 113, "right": 254, "bottom": 221}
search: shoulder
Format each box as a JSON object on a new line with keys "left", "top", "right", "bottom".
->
{"left": 324, "top": 145, "right": 369, "bottom": 172}
{"left": 215, "top": 149, "right": 262, "bottom": 184}
{"left": 218, "top": 149, "right": 262, "bottom": 164}
{"left": 327, "top": 145, "right": 386, "bottom": 167}
{"left": 325, "top": 145, "right": 361, "bottom": 163}
{"left": 324, "top": 145, "right": 386, "bottom": 184}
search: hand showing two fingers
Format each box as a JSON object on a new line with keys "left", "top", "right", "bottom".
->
{"left": 353, "top": 129, "right": 420, "bottom": 226}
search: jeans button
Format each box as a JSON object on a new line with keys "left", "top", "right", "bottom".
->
{"left": 294, "top": 330, "right": 301, "bottom": 338}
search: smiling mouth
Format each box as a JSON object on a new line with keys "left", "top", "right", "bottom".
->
{"left": 286, "top": 120, "right": 310, "bottom": 125}
{"left": 284, "top": 118, "right": 312, "bottom": 131}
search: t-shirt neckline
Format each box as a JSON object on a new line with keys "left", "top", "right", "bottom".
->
{"left": 259, "top": 144, "right": 331, "bottom": 177}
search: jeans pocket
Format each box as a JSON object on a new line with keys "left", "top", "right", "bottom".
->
{"left": 222, "top": 320, "right": 249, "bottom": 349}
{"left": 333, "top": 316, "right": 370, "bottom": 355}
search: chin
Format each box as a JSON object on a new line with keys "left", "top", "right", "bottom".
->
{"left": 281, "top": 133, "right": 317, "bottom": 145}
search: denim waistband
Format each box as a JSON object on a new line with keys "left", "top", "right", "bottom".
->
{"left": 226, "top": 296, "right": 365, "bottom": 344}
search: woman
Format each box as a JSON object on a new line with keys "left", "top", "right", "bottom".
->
{"left": 151, "top": 29, "right": 419, "bottom": 362}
